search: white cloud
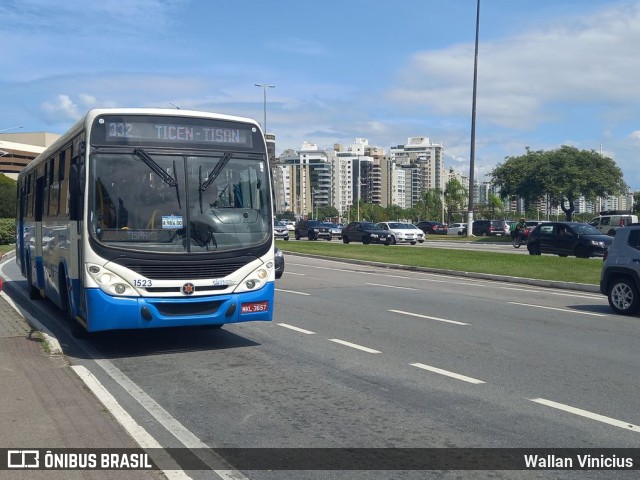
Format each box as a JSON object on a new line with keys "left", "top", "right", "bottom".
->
{"left": 41, "top": 95, "right": 81, "bottom": 121}
{"left": 389, "top": 2, "right": 640, "bottom": 129}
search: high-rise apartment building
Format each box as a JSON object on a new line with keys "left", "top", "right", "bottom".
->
{"left": 278, "top": 142, "right": 333, "bottom": 218}
{"left": 389, "top": 136, "right": 445, "bottom": 207}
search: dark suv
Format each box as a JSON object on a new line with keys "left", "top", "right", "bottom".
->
{"left": 294, "top": 219, "right": 331, "bottom": 241}
{"left": 470, "top": 220, "right": 506, "bottom": 236}
{"left": 415, "top": 221, "right": 447, "bottom": 235}
{"left": 600, "top": 224, "right": 640, "bottom": 315}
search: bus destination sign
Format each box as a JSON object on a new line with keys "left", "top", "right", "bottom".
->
{"left": 101, "top": 118, "right": 254, "bottom": 147}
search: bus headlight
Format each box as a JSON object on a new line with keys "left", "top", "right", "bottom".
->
{"left": 234, "top": 266, "right": 272, "bottom": 293}
{"left": 86, "top": 263, "right": 138, "bottom": 297}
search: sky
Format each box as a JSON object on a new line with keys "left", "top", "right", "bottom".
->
{"left": 1, "top": 0, "right": 640, "bottom": 189}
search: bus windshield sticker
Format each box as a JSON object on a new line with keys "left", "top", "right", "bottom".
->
{"left": 162, "top": 215, "right": 183, "bottom": 229}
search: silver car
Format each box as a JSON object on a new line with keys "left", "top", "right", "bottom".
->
{"left": 274, "top": 220, "right": 290, "bottom": 241}
{"left": 378, "top": 222, "right": 422, "bottom": 245}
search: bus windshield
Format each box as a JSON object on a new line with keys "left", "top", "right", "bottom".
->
{"left": 90, "top": 150, "right": 271, "bottom": 253}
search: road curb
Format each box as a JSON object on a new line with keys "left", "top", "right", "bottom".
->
{"left": 281, "top": 251, "right": 600, "bottom": 293}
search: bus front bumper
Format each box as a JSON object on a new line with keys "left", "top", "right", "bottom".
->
{"left": 84, "top": 282, "right": 274, "bottom": 332}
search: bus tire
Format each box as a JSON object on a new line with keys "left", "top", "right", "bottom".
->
{"left": 26, "top": 258, "right": 40, "bottom": 300}
{"left": 60, "top": 271, "right": 89, "bottom": 338}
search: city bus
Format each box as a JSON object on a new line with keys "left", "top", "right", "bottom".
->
{"left": 16, "top": 108, "right": 275, "bottom": 336}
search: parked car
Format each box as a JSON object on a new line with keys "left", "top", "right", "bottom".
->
{"left": 342, "top": 222, "right": 392, "bottom": 245}
{"left": 294, "top": 219, "right": 332, "bottom": 241}
{"left": 527, "top": 222, "right": 612, "bottom": 258}
{"left": 524, "top": 220, "right": 551, "bottom": 235}
{"left": 416, "top": 221, "right": 447, "bottom": 235}
{"left": 274, "top": 247, "right": 285, "bottom": 279}
{"left": 403, "top": 223, "right": 425, "bottom": 243}
{"left": 600, "top": 223, "right": 640, "bottom": 314}
{"left": 322, "top": 222, "right": 343, "bottom": 240}
{"left": 282, "top": 220, "right": 296, "bottom": 232}
{"left": 470, "top": 220, "right": 505, "bottom": 236}
{"left": 378, "top": 222, "right": 420, "bottom": 245}
{"left": 458, "top": 220, "right": 505, "bottom": 236}
{"left": 589, "top": 210, "right": 638, "bottom": 236}
{"left": 447, "top": 222, "right": 466, "bottom": 235}
{"left": 274, "top": 220, "right": 290, "bottom": 241}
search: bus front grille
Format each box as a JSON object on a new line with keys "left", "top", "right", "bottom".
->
{"left": 125, "top": 262, "right": 247, "bottom": 280}
{"left": 150, "top": 300, "right": 223, "bottom": 316}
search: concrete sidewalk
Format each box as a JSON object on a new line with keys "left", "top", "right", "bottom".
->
{"left": 0, "top": 278, "right": 165, "bottom": 479}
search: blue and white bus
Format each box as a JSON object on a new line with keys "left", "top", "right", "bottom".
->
{"left": 16, "top": 108, "right": 275, "bottom": 336}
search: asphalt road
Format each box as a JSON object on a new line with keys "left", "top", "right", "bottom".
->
{"left": 2, "top": 255, "right": 639, "bottom": 480}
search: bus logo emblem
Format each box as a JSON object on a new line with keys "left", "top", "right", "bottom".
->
{"left": 181, "top": 283, "right": 195, "bottom": 295}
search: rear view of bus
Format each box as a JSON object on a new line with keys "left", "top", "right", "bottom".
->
{"left": 17, "top": 109, "right": 275, "bottom": 335}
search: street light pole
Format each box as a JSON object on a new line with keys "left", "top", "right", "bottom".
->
{"left": 467, "top": 0, "right": 480, "bottom": 237}
{"left": 254, "top": 83, "right": 275, "bottom": 134}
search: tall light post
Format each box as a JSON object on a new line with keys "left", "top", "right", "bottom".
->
{"left": 254, "top": 83, "right": 275, "bottom": 134}
{"left": 467, "top": 0, "right": 480, "bottom": 237}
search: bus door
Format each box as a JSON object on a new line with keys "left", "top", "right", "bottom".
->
{"left": 31, "top": 175, "right": 45, "bottom": 291}
{"left": 17, "top": 182, "right": 27, "bottom": 275}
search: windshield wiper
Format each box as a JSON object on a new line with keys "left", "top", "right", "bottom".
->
{"left": 200, "top": 152, "right": 233, "bottom": 191}
{"left": 198, "top": 152, "right": 233, "bottom": 213}
{"left": 133, "top": 148, "right": 182, "bottom": 208}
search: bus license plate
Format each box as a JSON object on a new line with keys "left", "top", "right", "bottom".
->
{"left": 241, "top": 301, "right": 269, "bottom": 314}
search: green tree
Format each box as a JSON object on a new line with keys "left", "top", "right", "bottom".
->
{"left": 491, "top": 146, "right": 626, "bottom": 221}
{"left": 633, "top": 192, "right": 640, "bottom": 216}
{"left": 444, "top": 178, "right": 467, "bottom": 223}
{"left": 0, "top": 174, "right": 17, "bottom": 218}
{"left": 316, "top": 205, "right": 339, "bottom": 221}
{"left": 415, "top": 188, "right": 443, "bottom": 221}
{"left": 487, "top": 192, "right": 504, "bottom": 218}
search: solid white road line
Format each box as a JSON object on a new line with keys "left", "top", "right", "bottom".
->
{"left": 500, "top": 286, "right": 601, "bottom": 299}
{"left": 275, "top": 288, "right": 311, "bottom": 295}
{"left": 509, "top": 302, "right": 606, "bottom": 317}
{"left": 365, "top": 282, "right": 418, "bottom": 290}
{"left": 277, "top": 323, "right": 315, "bottom": 334}
{"left": 71, "top": 365, "right": 192, "bottom": 480}
{"left": 329, "top": 339, "right": 381, "bottom": 354}
{"left": 389, "top": 309, "right": 469, "bottom": 326}
{"left": 530, "top": 398, "right": 640, "bottom": 433}
{"left": 410, "top": 363, "right": 486, "bottom": 384}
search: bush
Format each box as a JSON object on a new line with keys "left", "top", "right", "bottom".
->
{"left": 0, "top": 218, "right": 16, "bottom": 245}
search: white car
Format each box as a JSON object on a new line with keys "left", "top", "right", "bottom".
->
{"left": 447, "top": 222, "right": 466, "bottom": 235}
{"left": 378, "top": 222, "right": 424, "bottom": 245}
{"left": 403, "top": 223, "right": 425, "bottom": 243}
{"left": 281, "top": 220, "right": 295, "bottom": 231}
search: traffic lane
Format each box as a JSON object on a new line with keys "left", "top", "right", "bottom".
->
{"left": 88, "top": 312, "right": 640, "bottom": 459}
{"left": 273, "top": 285, "right": 640, "bottom": 431}
{"left": 276, "top": 258, "right": 640, "bottom": 427}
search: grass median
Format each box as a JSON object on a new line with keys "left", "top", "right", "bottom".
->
{"left": 277, "top": 239, "right": 602, "bottom": 285}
